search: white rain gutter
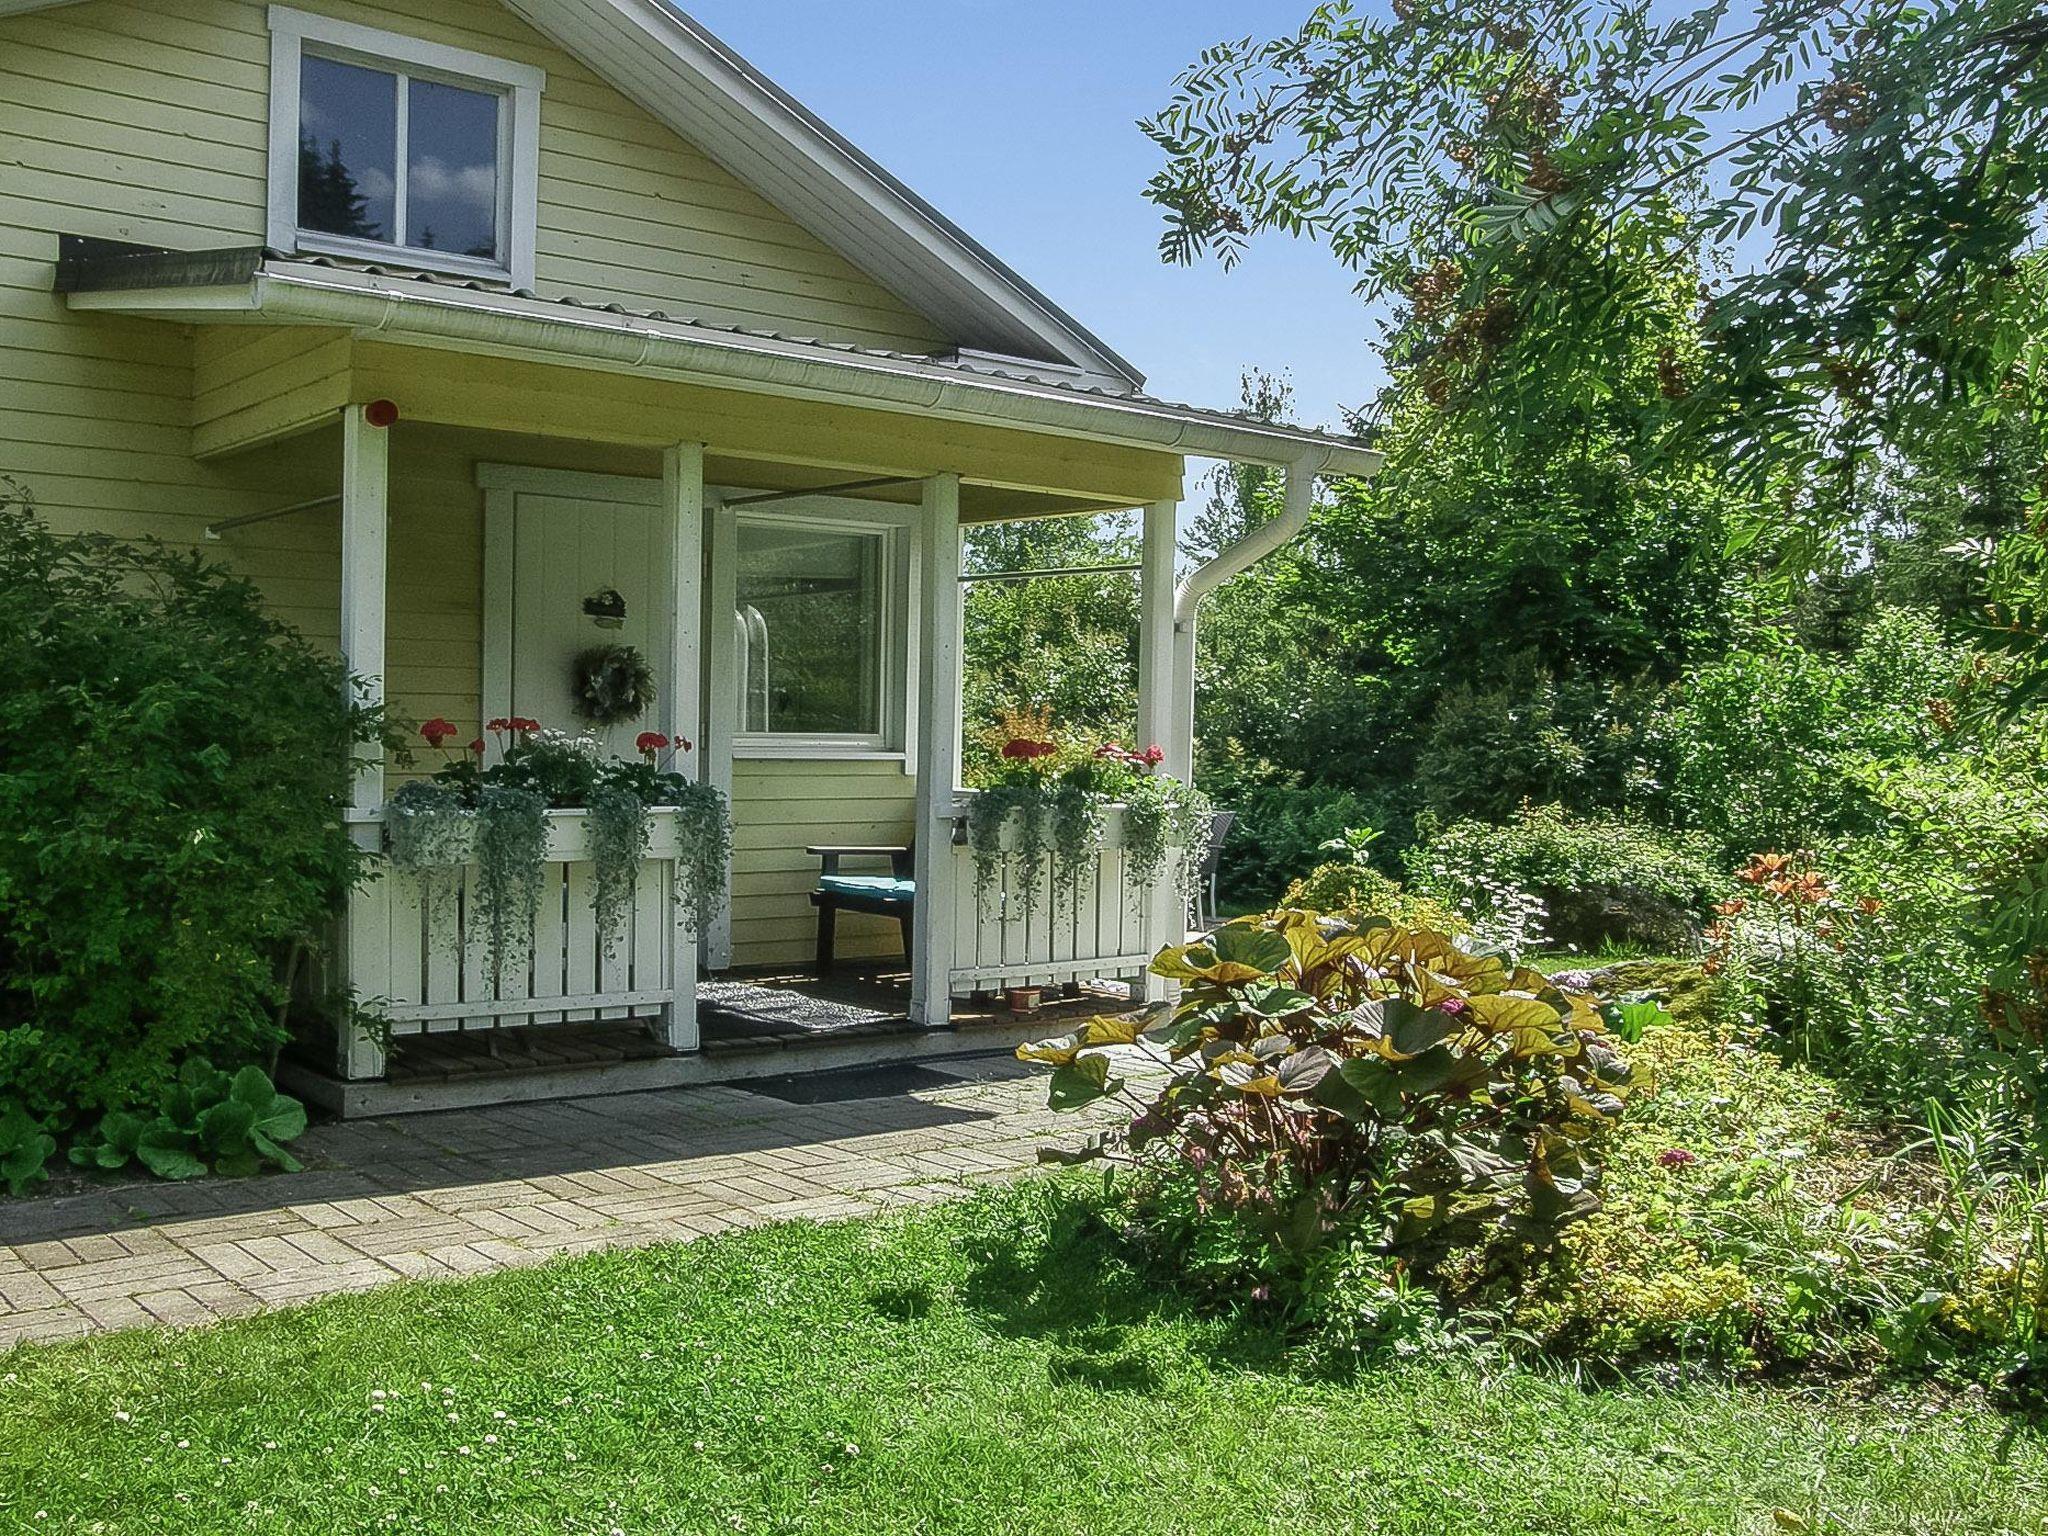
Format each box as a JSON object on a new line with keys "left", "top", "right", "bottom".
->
{"left": 1173, "top": 449, "right": 1328, "bottom": 626}
{"left": 1161, "top": 451, "right": 1353, "bottom": 781}
{"left": 84, "top": 262, "right": 1383, "bottom": 477}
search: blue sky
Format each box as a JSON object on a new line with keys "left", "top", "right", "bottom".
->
{"left": 685, "top": 1, "right": 1385, "bottom": 432}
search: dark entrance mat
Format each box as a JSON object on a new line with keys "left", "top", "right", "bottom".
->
{"left": 744, "top": 1062, "right": 960, "bottom": 1104}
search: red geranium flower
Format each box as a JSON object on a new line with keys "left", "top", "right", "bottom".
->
{"left": 675, "top": 736, "right": 693, "bottom": 754}
{"left": 418, "top": 718, "right": 457, "bottom": 748}
{"left": 510, "top": 717, "right": 541, "bottom": 734}
{"left": 486, "top": 718, "right": 511, "bottom": 734}
{"left": 1141, "top": 745, "right": 1165, "bottom": 767}
{"left": 467, "top": 738, "right": 486, "bottom": 756}
{"left": 636, "top": 731, "right": 670, "bottom": 756}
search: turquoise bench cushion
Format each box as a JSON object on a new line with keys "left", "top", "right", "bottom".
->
{"left": 818, "top": 874, "right": 916, "bottom": 904}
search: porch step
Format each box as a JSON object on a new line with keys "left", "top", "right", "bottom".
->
{"left": 278, "top": 1014, "right": 1065, "bottom": 1119}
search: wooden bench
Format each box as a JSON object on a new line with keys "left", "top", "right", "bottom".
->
{"left": 807, "top": 844, "right": 914, "bottom": 971}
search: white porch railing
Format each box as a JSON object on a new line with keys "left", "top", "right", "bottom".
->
{"left": 945, "top": 797, "right": 1178, "bottom": 999}
{"left": 333, "top": 808, "right": 696, "bottom": 1078}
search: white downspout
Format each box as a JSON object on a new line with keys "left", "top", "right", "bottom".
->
{"left": 1164, "top": 450, "right": 1332, "bottom": 783}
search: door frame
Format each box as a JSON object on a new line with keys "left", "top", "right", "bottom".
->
{"left": 477, "top": 463, "right": 669, "bottom": 740}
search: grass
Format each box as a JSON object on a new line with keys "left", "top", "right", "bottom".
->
{"left": 3, "top": 1181, "right": 2046, "bottom": 1535}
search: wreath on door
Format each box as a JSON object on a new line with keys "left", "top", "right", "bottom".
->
{"left": 572, "top": 644, "right": 657, "bottom": 726}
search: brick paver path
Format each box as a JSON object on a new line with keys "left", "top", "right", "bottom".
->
{"left": 0, "top": 1054, "right": 1083, "bottom": 1350}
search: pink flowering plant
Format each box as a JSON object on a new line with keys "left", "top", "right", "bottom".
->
{"left": 965, "top": 707, "right": 1209, "bottom": 922}
{"left": 387, "top": 718, "right": 726, "bottom": 980}
{"left": 1020, "top": 911, "right": 1643, "bottom": 1303}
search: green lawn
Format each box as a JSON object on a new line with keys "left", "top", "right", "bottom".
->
{"left": 2, "top": 1183, "right": 2044, "bottom": 1535}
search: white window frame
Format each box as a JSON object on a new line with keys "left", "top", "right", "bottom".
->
{"left": 266, "top": 6, "right": 543, "bottom": 289}
{"left": 732, "top": 508, "right": 911, "bottom": 760}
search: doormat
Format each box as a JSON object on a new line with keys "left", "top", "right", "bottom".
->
{"left": 697, "top": 980, "right": 897, "bottom": 1037}
{"left": 745, "top": 1062, "right": 959, "bottom": 1105}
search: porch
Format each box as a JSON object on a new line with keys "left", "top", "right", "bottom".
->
{"left": 56, "top": 256, "right": 1374, "bottom": 1116}
{"left": 240, "top": 354, "right": 1197, "bottom": 1114}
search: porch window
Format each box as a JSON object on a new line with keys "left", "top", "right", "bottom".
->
{"left": 266, "top": 7, "right": 543, "bottom": 288}
{"left": 735, "top": 520, "right": 896, "bottom": 749}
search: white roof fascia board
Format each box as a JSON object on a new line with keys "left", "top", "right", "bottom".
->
{"left": 67, "top": 262, "right": 1381, "bottom": 477}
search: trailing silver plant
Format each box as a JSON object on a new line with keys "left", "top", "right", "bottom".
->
{"left": 1122, "top": 773, "right": 1215, "bottom": 917}
{"left": 968, "top": 783, "right": 1086, "bottom": 923}
{"left": 473, "top": 784, "right": 549, "bottom": 989}
{"left": 383, "top": 779, "right": 474, "bottom": 944}
{"left": 1047, "top": 781, "right": 1103, "bottom": 918}
{"left": 666, "top": 781, "right": 733, "bottom": 935}
{"left": 587, "top": 779, "right": 650, "bottom": 958}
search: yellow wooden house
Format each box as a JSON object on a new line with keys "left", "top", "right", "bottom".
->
{"left": 0, "top": 0, "right": 1379, "bottom": 1112}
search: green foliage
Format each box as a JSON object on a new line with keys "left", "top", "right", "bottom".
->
{"left": 1711, "top": 731, "right": 2048, "bottom": 1159}
{"left": 1020, "top": 913, "right": 1642, "bottom": 1302}
{"left": 472, "top": 785, "right": 548, "bottom": 989}
{"left": 1145, "top": 2, "right": 2048, "bottom": 599}
{"left": 1407, "top": 804, "right": 1724, "bottom": 957}
{"left": 587, "top": 781, "right": 650, "bottom": 957}
{"left": 1441, "top": 973, "right": 2048, "bottom": 1389}
{"left": 1417, "top": 663, "right": 1661, "bottom": 825}
{"left": 660, "top": 779, "right": 735, "bottom": 936}
{"left": 1216, "top": 785, "right": 1404, "bottom": 905}
{"left": 70, "top": 1060, "right": 308, "bottom": 1182}
{"left": 1280, "top": 863, "right": 1464, "bottom": 936}
{"left": 0, "top": 1098, "right": 55, "bottom": 1197}
{"left": 0, "top": 482, "right": 379, "bottom": 1122}
{"left": 1650, "top": 608, "right": 1972, "bottom": 853}
{"left": 961, "top": 514, "right": 1139, "bottom": 784}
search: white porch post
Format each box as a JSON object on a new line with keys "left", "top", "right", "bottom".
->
{"left": 701, "top": 493, "right": 738, "bottom": 972}
{"left": 1136, "top": 495, "right": 1186, "bottom": 989}
{"left": 661, "top": 443, "right": 706, "bottom": 1050}
{"left": 338, "top": 403, "right": 390, "bottom": 1080}
{"left": 909, "top": 472, "right": 963, "bottom": 1029}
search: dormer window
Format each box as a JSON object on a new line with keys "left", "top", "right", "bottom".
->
{"left": 266, "top": 6, "right": 542, "bottom": 288}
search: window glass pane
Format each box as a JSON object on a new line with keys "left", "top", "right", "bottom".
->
{"left": 407, "top": 78, "right": 501, "bottom": 260}
{"left": 298, "top": 55, "right": 397, "bottom": 243}
{"left": 736, "top": 524, "right": 885, "bottom": 736}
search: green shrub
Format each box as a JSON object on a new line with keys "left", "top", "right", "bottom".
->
{"left": 0, "top": 482, "right": 381, "bottom": 1120}
{"left": 1405, "top": 804, "right": 1725, "bottom": 956}
{"left": 70, "top": 1059, "right": 309, "bottom": 1181}
{"left": 1708, "top": 731, "right": 2048, "bottom": 1160}
{"left": 0, "top": 1098, "right": 55, "bottom": 1197}
{"left": 1416, "top": 660, "right": 1662, "bottom": 824}
{"left": 1649, "top": 608, "right": 1969, "bottom": 854}
{"left": 1018, "top": 913, "right": 1644, "bottom": 1312}
{"left": 1217, "top": 785, "right": 1406, "bottom": 904}
{"left": 1453, "top": 973, "right": 2048, "bottom": 1386}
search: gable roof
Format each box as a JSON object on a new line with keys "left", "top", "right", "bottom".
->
{"left": 0, "top": 0, "right": 1145, "bottom": 387}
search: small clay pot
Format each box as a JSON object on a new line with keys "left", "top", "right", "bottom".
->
{"left": 1005, "top": 986, "right": 1043, "bottom": 1015}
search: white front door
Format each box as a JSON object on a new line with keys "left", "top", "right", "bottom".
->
{"left": 481, "top": 468, "right": 672, "bottom": 758}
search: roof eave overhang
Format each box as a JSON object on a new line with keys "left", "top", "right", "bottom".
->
{"left": 66, "top": 262, "right": 1382, "bottom": 478}
{"left": 516, "top": 0, "right": 1145, "bottom": 388}
{"left": 1, "top": 0, "right": 1145, "bottom": 385}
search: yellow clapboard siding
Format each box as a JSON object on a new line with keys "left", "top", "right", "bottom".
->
{"left": 0, "top": 0, "right": 951, "bottom": 351}
{"left": 724, "top": 756, "right": 916, "bottom": 968}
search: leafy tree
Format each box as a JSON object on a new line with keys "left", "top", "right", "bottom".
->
{"left": 1197, "top": 221, "right": 1739, "bottom": 836}
{"left": 1144, "top": 0, "right": 2048, "bottom": 589}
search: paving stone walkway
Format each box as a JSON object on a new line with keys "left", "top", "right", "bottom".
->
{"left": 0, "top": 1054, "right": 1081, "bottom": 1350}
